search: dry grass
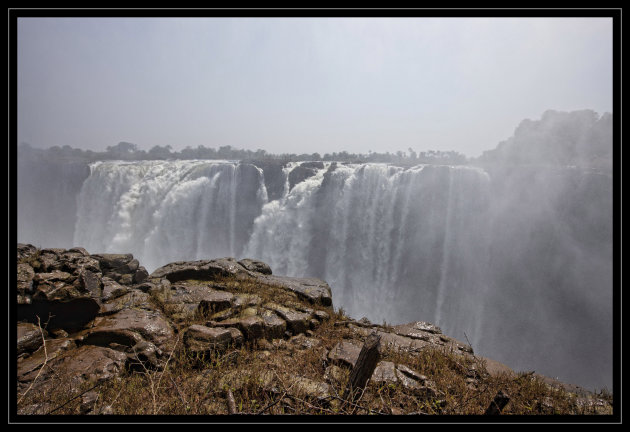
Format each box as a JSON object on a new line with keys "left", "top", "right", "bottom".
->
{"left": 16, "top": 276, "right": 613, "bottom": 417}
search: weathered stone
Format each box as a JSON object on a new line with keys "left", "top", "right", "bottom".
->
{"left": 161, "top": 284, "right": 234, "bottom": 320}
{"left": 18, "top": 338, "right": 77, "bottom": 382}
{"left": 184, "top": 325, "right": 233, "bottom": 354}
{"left": 98, "top": 289, "right": 153, "bottom": 315}
{"left": 17, "top": 243, "right": 38, "bottom": 261}
{"left": 133, "top": 266, "right": 149, "bottom": 284}
{"left": 255, "top": 275, "right": 333, "bottom": 306}
{"left": 68, "top": 247, "right": 90, "bottom": 256}
{"left": 70, "top": 256, "right": 102, "bottom": 274}
{"left": 288, "top": 334, "right": 321, "bottom": 350}
{"left": 371, "top": 361, "right": 398, "bottom": 384}
{"left": 49, "top": 345, "right": 128, "bottom": 389}
{"left": 290, "top": 377, "right": 331, "bottom": 401}
{"left": 127, "top": 340, "right": 164, "bottom": 370}
{"left": 237, "top": 258, "right": 272, "bottom": 275}
{"left": 88, "top": 308, "right": 174, "bottom": 352}
{"left": 17, "top": 263, "right": 35, "bottom": 294}
{"left": 327, "top": 340, "right": 362, "bottom": 368}
{"left": 314, "top": 310, "right": 330, "bottom": 322}
{"left": 261, "top": 309, "right": 287, "bottom": 340}
{"left": 92, "top": 254, "right": 134, "bottom": 271}
{"left": 233, "top": 293, "right": 262, "bottom": 308}
{"left": 226, "top": 327, "right": 244, "bottom": 347}
{"left": 118, "top": 274, "right": 134, "bottom": 285}
{"left": 238, "top": 316, "right": 265, "bottom": 341}
{"left": 370, "top": 361, "right": 436, "bottom": 397}
{"left": 264, "top": 303, "right": 311, "bottom": 335}
{"left": 101, "top": 277, "right": 129, "bottom": 301}
{"left": 17, "top": 322, "right": 46, "bottom": 356}
{"left": 150, "top": 258, "right": 248, "bottom": 283}
{"left": 77, "top": 270, "right": 102, "bottom": 298}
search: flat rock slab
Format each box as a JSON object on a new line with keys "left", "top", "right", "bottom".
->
{"left": 159, "top": 284, "right": 235, "bottom": 320}
{"left": 237, "top": 258, "right": 272, "bottom": 275}
{"left": 327, "top": 340, "right": 362, "bottom": 368}
{"left": 184, "top": 324, "right": 241, "bottom": 354}
{"left": 17, "top": 322, "right": 46, "bottom": 356}
{"left": 48, "top": 345, "right": 128, "bottom": 389}
{"left": 18, "top": 338, "right": 76, "bottom": 382}
{"left": 150, "top": 258, "right": 248, "bottom": 282}
{"left": 98, "top": 289, "right": 153, "bottom": 316}
{"left": 371, "top": 361, "right": 437, "bottom": 397}
{"left": 255, "top": 275, "right": 332, "bottom": 306}
{"left": 264, "top": 303, "right": 312, "bottom": 335}
{"left": 88, "top": 308, "right": 174, "bottom": 351}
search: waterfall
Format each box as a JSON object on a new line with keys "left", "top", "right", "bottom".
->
{"left": 243, "top": 163, "right": 493, "bottom": 339}
{"left": 73, "top": 160, "right": 267, "bottom": 272}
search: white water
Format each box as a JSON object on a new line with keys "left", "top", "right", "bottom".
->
{"left": 244, "top": 163, "right": 492, "bottom": 343}
{"left": 73, "top": 160, "right": 267, "bottom": 271}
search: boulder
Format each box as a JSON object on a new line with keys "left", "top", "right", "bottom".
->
{"left": 261, "top": 309, "right": 287, "bottom": 340}
{"left": 85, "top": 308, "right": 174, "bottom": 352}
{"left": 76, "top": 269, "right": 102, "bottom": 298}
{"left": 370, "top": 361, "right": 438, "bottom": 397}
{"left": 255, "top": 275, "right": 333, "bottom": 306}
{"left": 237, "top": 258, "right": 272, "bottom": 275}
{"left": 133, "top": 266, "right": 149, "bottom": 284}
{"left": 264, "top": 303, "right": 311, "bottom": 335}
{"left": 18, "top": 338, "right": 77, "bottom": 385}
{"left": 17, "top": 263, "right": 35, "bottom": 295}
{"left": 17, "top": 243, "right": 38, "bottom": 261}
{"left": 17, "top": 322, "right": 46, "bottom": 356}
{"left": 101, "top": 277, "right": 129, "bottom": 302}
{"left": 327, "top": 340, "right": 362, "bottom": 368}
{"left": 183, "top": 325, "right": 235, "bottom": 355}
{"left": 46, "top": 345, "right": 128, "bottom": 390}
{"left": 150, "top": 258, "right": 248, "bottom": 283}
{"left": 237, "top": 316, "right": 265, "bottom": 341}
{"left": 92, "top": 253, "right": 134, "bottom": 271}
{"left": 98, "top": 289, "right": 152, "bottom": 316}
{"left": 157, "top": 283, "right": 234, "bottom": 321}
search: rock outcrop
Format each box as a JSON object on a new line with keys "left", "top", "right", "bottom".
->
{"left": 15, "top": 243, "right": 612, "bottom": 416}
{"left": 16, "top": 244, "right": 336, "bottom": 401}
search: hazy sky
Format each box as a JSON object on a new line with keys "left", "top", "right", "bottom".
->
{"left": 17, "top": 17, "right": 612, "bottom": 157}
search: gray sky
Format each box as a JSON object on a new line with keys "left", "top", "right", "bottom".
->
{"left": 17, "top": 17, "right": 612, "bottom": 158}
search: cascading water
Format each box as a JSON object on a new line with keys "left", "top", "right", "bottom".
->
{"left": 73, "top": 160, "right": 267, "bottom": 272}
{"left": 244, "top": 163, "right": 493, "bottom": 347}
{"left": 18, "top": 158, "right": 612, "bottom": 391}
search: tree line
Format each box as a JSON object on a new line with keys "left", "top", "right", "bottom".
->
{"left": 17, "top": 141, "right": 469, "bottom": 166}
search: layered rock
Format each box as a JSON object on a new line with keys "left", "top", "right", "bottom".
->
{"left": 16, "top": 244, "right": 335, "bottom": 399}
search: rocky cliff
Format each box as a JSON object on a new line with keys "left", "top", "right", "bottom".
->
{"left": 15, "top": 244, "right": 612, "bottom": 417}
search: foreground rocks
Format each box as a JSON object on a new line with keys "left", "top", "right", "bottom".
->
{"left": 15, "top": 244, "right": 612, "bottom": 416}
{"left": 16, "top": 244, "right": 336, "bottom": 401}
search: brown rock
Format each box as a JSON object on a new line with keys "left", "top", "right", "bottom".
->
{"left": 88, "top": 308, "right": 174, "bottom": 352}
{"left": 261, "top": 309, "right": 287, "bottom": 340}
{"left": 17, "top": 322, "right": 46, "bottom": 356}
{"left": 184, "top": 325, "right": 234, "bottom": 354}
{"left": 264, "top": 303, "right": 311, "bottom": 335}
{"left": 238, "top": 316, "right": 265, "bottom": 341}
{"left": 327, "top": 340, "right": 362, "bottom": 368}
{"left": 237, "top": 258, "right": 272, "bottom": 275}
